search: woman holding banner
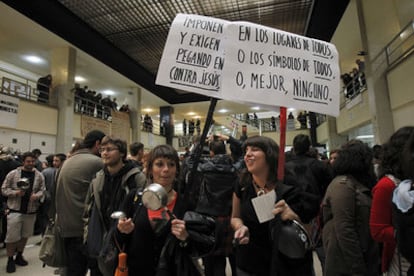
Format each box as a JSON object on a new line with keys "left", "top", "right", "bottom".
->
{"left": 231, "top": 135, "right": 315, "bottom": 275}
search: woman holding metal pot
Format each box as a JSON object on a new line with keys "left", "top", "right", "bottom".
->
{"left": 114, "top": 144, "right": 215, "bottom": 276}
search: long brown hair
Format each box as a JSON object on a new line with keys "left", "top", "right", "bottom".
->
{"left": 240, "top": 135, "right": 279, "bottom": 188}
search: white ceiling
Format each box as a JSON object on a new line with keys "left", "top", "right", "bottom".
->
{"left": 0, "top": 1, "right": 360, "bottom": 122}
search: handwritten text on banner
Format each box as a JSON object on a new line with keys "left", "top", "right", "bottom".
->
{"left": 156, "top": 14, "right": 340, "bottom": 117}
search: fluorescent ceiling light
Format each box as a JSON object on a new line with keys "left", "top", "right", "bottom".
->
{"left": 187, "top": 112, "right": 196, "bottom": 116}
{"left": 218, "top": 109, "right": 228, "bottom": 113}
{"left": 355, "top": 135, "right": 374, "bottom": 139}
{"left": 143, "top": 108, "right": 153, "bottom": 113}
{"left": 102, "top": 90, "right": 115, "bottom": 96}
{"left": 75, "top": 76, "right": 86, "bottom": 82}
{"left": 251, "top": 106, "right": 260, "bottom": 111}
{"left": 23, "top": 55, "right": 45, "bottom": 64}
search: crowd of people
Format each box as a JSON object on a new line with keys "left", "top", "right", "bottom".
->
{"left": 73, "top": 85, "right": 118, "bottom": 120}
{"left": 341, "top": 59, "right": 367, "bottom": 99}
{"left": 182, "top": 119, "right": 201, "bottom": 136}
{"left": 1, "top": 126, "right": 414, "bottom": 275}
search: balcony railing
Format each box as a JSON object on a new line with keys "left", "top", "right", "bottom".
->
{"left": 385, "top": 20, "right": 414, "bottom": 68}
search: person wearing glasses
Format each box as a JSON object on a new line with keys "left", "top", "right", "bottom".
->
{"left": 55, "top": 130, "right": 106, "bottom": 276}
{"left": 84, "top": 136, "right": 146, "bottom": 275}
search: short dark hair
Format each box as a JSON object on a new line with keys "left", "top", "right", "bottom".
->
{"left": 82, "top": 130, "right": 106, "bottom": 149}
{"left": 100, "top": 136, "right": 127, "bottom": 161}
{"left": 45, "top": 154, "right": 54, "bottom": 166}
{"left": 54, "top": 153, "right": 67, "bottom": 162}
{"left": 130, "top": 142, "right": 144, "bottom": 156}
{"left": 32, "top": 148, "right": 42, "bottom": 156}
{"left": 146, "top": 144, "right": 180, "bottom": 179}
{"left": 22, "top": 151, "right": 36, "bottom": 161}
{"left": 293, "top": 134, "right": 311, "bottom": 155}
{"left": 209, "top": 140, "right": 226, "bottom": 155}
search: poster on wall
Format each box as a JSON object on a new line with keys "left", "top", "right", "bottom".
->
{"left": 0, "top": 94, "right": 19, "bottom": 128}
{"left": 156, "top": 14, "right": 340, "bottom": 117}
{"left": 81, "top": 115, "right": 111, "bottom": 137}
{"left": 111, "top": 112, "right": 130, "bottom": 143}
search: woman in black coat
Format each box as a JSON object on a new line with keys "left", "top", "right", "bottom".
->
{"left": 115, "top": 144, "right": 214, "bottom": 276}
{"left": 231, "top": 136, "right": 315, "bottom": 276}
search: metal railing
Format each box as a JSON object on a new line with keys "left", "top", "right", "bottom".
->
{"left": 385, "top": 20, "right": 414, "bottom": 68}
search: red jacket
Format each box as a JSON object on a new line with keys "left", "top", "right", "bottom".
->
{"left": 370, "top": 176, "right": 397, "bottom": 272}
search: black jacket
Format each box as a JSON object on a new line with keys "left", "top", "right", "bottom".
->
{"left": 115, "top": 189, "right": 215, "bottom": 276}
{"left": 284, "top": 155, "right": 333, "bottom": 223}
{"left": 195, "top": 154, "right": 238, "bottom": 217}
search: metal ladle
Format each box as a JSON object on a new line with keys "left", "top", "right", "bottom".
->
{"left": 110, "top": 211, "right": 126, "bottom": 219}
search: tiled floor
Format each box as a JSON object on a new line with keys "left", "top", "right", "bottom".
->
{"left": 0, "top": 235, "right": 323, "bottom": 275}
{"left": 0, "top": 235, "right": 56, "bottom": 275}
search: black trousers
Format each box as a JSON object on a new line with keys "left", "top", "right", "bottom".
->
{"left": 64, "top": 236, "right": 102, "bottom": 276}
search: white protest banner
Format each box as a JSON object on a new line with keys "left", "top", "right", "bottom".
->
{"left": 156, "top": 14, "right": 228, "bottom": 98}
{"left": 156, "top": 14, "right": 340, "bottom": 117}
{"left": 221, "top": 21, "right": 340, "bottom": 117}
{"left": 0, "top": 94, "right": 19, "bottom": 128}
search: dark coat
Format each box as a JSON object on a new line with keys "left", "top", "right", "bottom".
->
{"left": 322, "top": 175, "right": 379, "bottom": 276}
{"left": 235, "top": 181, "right": 314, "bottom": 276}
{"left": 196, "top": 154, "right": 237, "bottom": 217}
{"left": 115, "top": 190, "right": 214, "bottom": 276}
{"left": 284, "top": 155, "right": 333, "bottom": 223}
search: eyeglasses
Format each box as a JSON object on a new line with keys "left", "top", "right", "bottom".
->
{"left": 99, "top": 147, "right": 119, "bottom": 154}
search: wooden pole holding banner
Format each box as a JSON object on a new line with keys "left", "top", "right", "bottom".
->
{"left": 191, "top": 97, "right": 218, "bottom": 171}
{"left": 278, "top": 107, "right": 287, "bottom": 181}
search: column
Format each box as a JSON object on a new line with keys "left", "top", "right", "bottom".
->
{"left": 326, "top": 117, "right": 347, "bottom": 151}
{"left": 130, "top": 87, "right": 142, "bottom": 143}
{"left": 357, "top": 0, "right": 401, "bottom": 143}
{"left": 50, "top": 47, "right": 76, "bottom": 153}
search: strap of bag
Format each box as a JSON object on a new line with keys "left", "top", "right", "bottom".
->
{"left": 112, "top": 187, "right": 144, "bottom": 254}
{"left": 113, "top": 233, "right": 125, "bottom": 253}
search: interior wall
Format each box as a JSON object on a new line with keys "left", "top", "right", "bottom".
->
{"left": 335, "top": 91, "right": 371, "bottom": 134}
{"left": 0, "top": 127, "right": 56, "bottom": 159}
{"left": 387, "top": 53, "right": 414, "bottom": 129}
{"left": 16, "top": 100, "right": 58, "bottom": 135}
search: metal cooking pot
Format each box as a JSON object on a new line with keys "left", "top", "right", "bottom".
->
{"left": 142, "top": 183, "right": 176, "bottom": 219}
{"left": 142, "top": 183, "right": 168, "bottom": 211}
{"left": 17, "top": 177, "right": 30, "bottom": 190}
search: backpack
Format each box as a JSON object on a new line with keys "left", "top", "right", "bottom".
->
{"left": 284, "top": 157, "right": 328, "bottom": 246}
{"left": 284, "top": 157, "right": 325, "bottom": 222}
{"left": 39, "top": 220, "right": 67, "bottom": 267}
{"left": 178, "top": 155, "right": 206, "bottom": 211}
{"left": 195, "top": 160, "right": 237, "bottom": 217}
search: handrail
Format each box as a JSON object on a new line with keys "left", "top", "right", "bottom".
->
{"left": 372, "top": 19, "right": 414, "bottom": 70}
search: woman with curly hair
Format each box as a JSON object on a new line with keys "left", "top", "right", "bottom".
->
{"left": 322, "top": 140, "right": 379, "bottom": 276}
{"left": 370, "top": 126, "right": 414, "bottom": 275}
